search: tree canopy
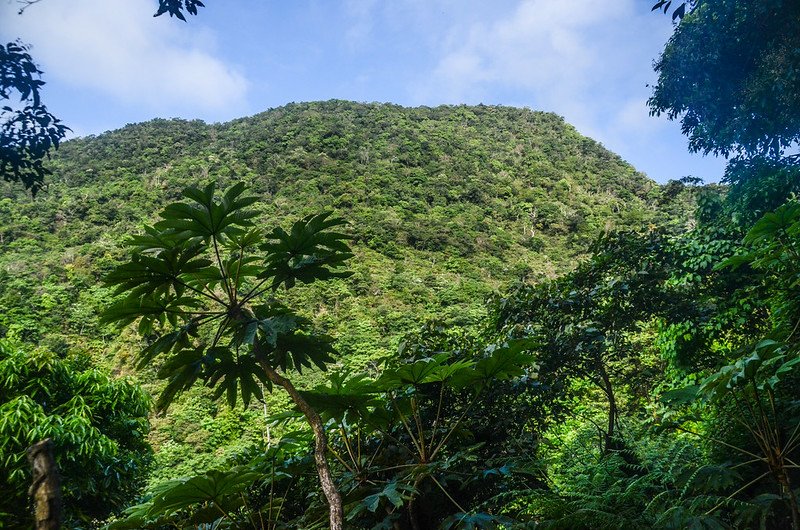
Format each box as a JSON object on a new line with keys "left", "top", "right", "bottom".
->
{"left": 2, "top": 1, "right": 800, "bottom": 528}
{"left": 649, "top": 0, "right": 800, "bottom": 159}
{"left": 0, "top": 340, "right": 151, "bottom": 527}
{"left": 102, "top": 182, "right": 354, "bottom": 529}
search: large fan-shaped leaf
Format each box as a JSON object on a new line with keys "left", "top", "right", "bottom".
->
{"left": 346, "top": 480, "right": 415, "bottom": 521}
{"left": 260, "top": 211, "right": 354, "bottom": 289}
{"left": 451, "top": 340, "right": 538, "bottom": 389}
{"left": 301, "top": 372, "right": 380, "bottom": 420}
{"left": 105, "top": 244, "right": 210, "bottom": 299}
{"left": 101, "top": 293, "right": 202, "bottom": 334}
{"left": 146, "top": 467, "right": 260, "bottom": 516}
{"left": 204, "top": 347, "right": 270, "bottom": 408}
{"left": 155, "top": 347, "right": 214, "bottom": 411}
{"left": 377, "top": 353, "right": 474, "bottom": 388}
{"left": 256, "top": 330, "right": 337, "bottom": 374}
{"left": 136, "top": 320, "right": 199, "bottom": 369}
{"left": 699, "top": 339, "right": 800, "bottom": 401}
{"left": 101, "top": 183, "right": 351, "bottom": 420}
{"left": 155, "top": 182, "right": 259, "bottom": 240}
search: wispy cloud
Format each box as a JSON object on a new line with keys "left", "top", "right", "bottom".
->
{"left": 1, "top": 0, "right": 248, "bottom": 118}
{"left": 344, "top": 0, "right": 379, "bottom": 50}
{"left": 0, "top": 0, "right": 725, "bottom": 181}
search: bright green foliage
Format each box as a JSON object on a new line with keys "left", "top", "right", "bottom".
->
{"left": 146, "top": 396, "right": 265, "bottom": 486}
{"left": 723, "top": 156, "right": 800, "bottom": 225}
{"left": 495, "top": 230, "right": 679, "bottom": 450}
{"left": 0, "top": 340, "right": 151, "bottom": 527}
{"left": 1, "top": 86, "right": 798, "bottom": 530}
{"left": 653, "top": 191, "right": 760, "bottom": 373}
{"left": 699, "top": 340, "right": 800, "bottom": 399}
{"left": 108, "top": 437, "right": 314, "bottom": 529}
{"left": 721, "top": 200, "right": 800, "bottom": 333}
{"left": 261, "top": 211, "right": 354, "bottom": 290}
{"left": 486, "top": 190, "right": 800, "bottom": 528}
{"left": 109, "top": 468, "right": 261, "bottom": 528}
{"left": 509, "top": 422, "right": 757, "bottom": 530}
{"left": 0, "top": 0, "right": 797, "bottom": 527}
{"left": 108, "top": 336, "right": 541, "bottom": 529}
{"left": 101, "top": 182, "right": 355, "bottom": 528}
{"left": 682, "top": 200, "right": 800, "bottom": 526}
{"left": 649, "top": 0, "right": 800, "bottom": 226}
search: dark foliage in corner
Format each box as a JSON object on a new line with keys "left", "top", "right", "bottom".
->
{"left": 0, "top": 41, "right": 69, "bottom": 196}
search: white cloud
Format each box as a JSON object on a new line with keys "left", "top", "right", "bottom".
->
{"left": 1, "top": 0, "right": 248, "bottom": 118}
{"left": 432, "top": 2, "right": 610, "bottom": 105}
{"left": 344, "top": 0, "right": 379, "bottom": 50}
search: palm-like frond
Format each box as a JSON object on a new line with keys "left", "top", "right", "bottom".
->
{"left": 261, "top": 211, "right": 354, "bottom": 289}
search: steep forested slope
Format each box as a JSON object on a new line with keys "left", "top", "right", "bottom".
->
{"left": 0, "top": 101, "right": 686, "bottom": 480}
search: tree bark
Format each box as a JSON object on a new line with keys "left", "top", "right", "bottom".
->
{"left": 599, "top": 364, "right": 617, "bottom": 453}
{"left": 772, "top": 457, "right": 800, "bottom": 530}
{"left": 27, "top": 439, "right": 61, "bottom": 530}
{"left": 782, "top": 476, "right": 800, "bottom": 530}
{"left": 260, "top": 363, "right": 344, "bottom": 530}
{"left": 407, "top": 476, "right": 425, "bottom": 530}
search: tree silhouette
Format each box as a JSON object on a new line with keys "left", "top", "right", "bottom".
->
{"left": 0, "top": 41, "right": 69, "bottom": 196}
{"left": 1, "top": 1, "right": 206, "bottom": 195}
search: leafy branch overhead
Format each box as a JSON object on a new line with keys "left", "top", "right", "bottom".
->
{"left": 0, "top": 41, "right": 69, "bottom": 195}
{"left": 651, "top": 1, "right": 697, "bottom": 20}
{"left": 154, "top": 0, "right": 206, "bottom": 21}
{"left": 3, "top": 0, "right": 800, "bottom": 528}
{"left": 1, "top": 0, "right": 203, "bottom": 196}
{"left": 292, "top": 339, "right": 539, "bottom": 528}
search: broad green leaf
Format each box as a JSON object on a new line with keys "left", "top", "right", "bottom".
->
{"left": 145, "top": 467, "right": 259, "bottom": 516}
{"left": 659, "top": 385, "right": 700, "bottom": 405}
{"left": 301, "top": 372, "right": 380, "bottom": 420}
{"left": 260, "top": 211, "right": 354, "bottom": 290}
{"left": 377, "top": 353, "right": 451, "bottom": 387}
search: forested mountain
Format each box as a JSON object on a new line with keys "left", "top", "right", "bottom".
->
{"left": 0, "top": 102, "right": 687, "bottom": 492}
{"left": 0, "top": 101, "right": 673, "bottom": 343}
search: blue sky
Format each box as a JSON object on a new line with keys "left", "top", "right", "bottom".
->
{"left": 1, "top": 0, "right": 727, "bottom": 183}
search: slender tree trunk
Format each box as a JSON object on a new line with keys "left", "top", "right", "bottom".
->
{"left": 599, "top": 364, "right": 617, "bottom": 453}
{"left": 788, "top": 490, "right": 800, "bottom": 530}
{"left": 27, "top": 439, "right": 61, "bottom": 530}
{"left": 407, "top": 475, "right": 425, "bottom": 530}
{"left": 260, "top": 364, "right": 344, "bottom": 530}
{"left": 773, "top": 459, "right": 800, "bottom": 530}
{"left": 785, "top": 480, "right": 800, "bottom": 530}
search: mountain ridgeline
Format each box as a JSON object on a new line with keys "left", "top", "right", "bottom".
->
{"left": 0, "top": 101, "right": 688, "bottom": 480}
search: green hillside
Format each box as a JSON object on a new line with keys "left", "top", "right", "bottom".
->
{"left": 0, "top": 101, "right": 685, "bottom": 485}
